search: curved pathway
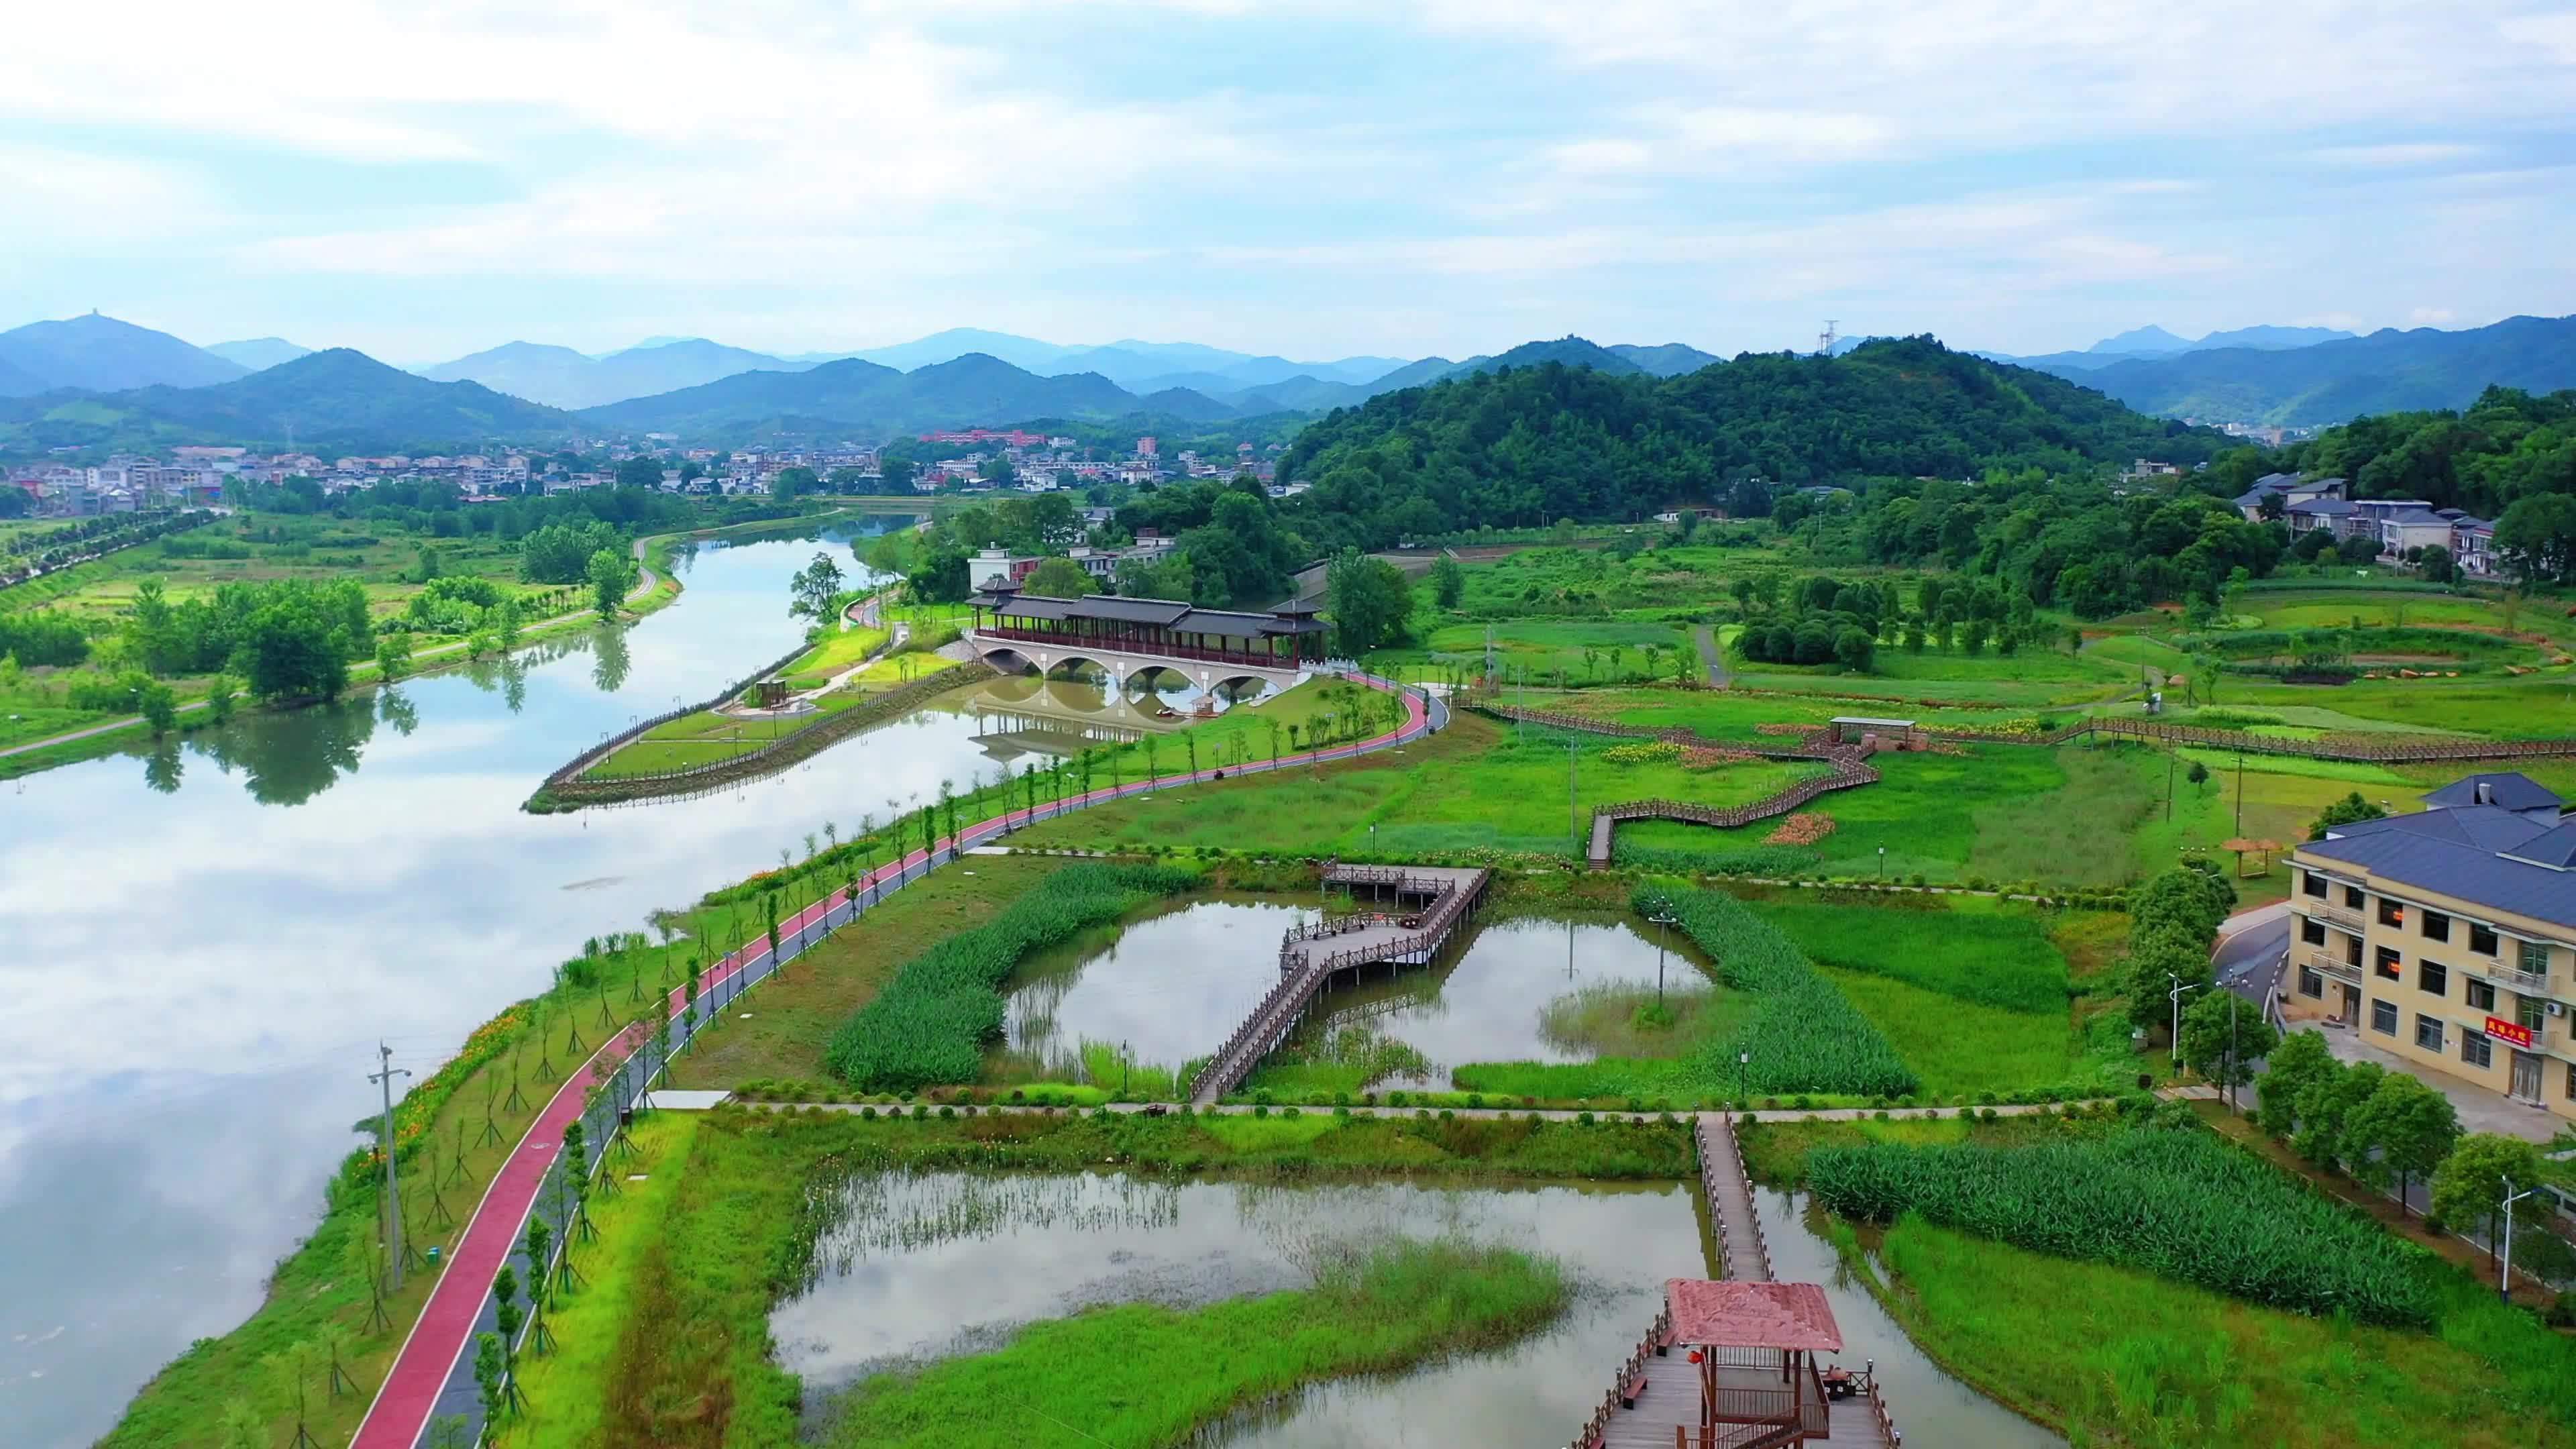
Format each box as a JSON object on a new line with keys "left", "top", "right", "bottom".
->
{"left": 1690, "top": 624, "right": 1729, "bottom": 688}
{"left": 352, "top": 670, "right": 1438, "bottom": 1449}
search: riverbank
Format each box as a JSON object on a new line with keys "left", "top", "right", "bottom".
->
{"left": 0, "top": 506, "right": 865, "bottom": 781}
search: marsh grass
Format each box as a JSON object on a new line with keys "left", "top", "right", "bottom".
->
{"left": 1536, "top": 979, "right": 1739, "bottom": 1057}
{"left": 1860, "top": 1214, "right": 2576, "bottom": 1449}
{"left": 815, "top": 1236, "right": 1567, "bottom": 1449}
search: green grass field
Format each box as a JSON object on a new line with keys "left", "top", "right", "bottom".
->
{"left": 1860, "top": 1214, "right": 2575, "bottom": 1449}
{"left": 1371, "top": 619, "right": 1697, "bottom": 686}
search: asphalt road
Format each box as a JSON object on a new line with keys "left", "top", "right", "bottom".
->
{"left": 2214, "top": 900, "right": 2291, "bottom": 1010}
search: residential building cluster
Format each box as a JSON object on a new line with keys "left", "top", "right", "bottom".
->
{"left": 2286, "top": 772, "right": 2576, "bottom": 1121}
{"left": 2231, "top": 472, "right": 2498, "bottom": 575}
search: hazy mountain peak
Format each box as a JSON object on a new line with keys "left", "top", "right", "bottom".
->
{"left": 0, "top": 312, "right": 247, "bottom": 392}
{"left": 2088, "top": 324, "right": 2191, "bottom": 355}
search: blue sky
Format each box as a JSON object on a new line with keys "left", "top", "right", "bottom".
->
{"left": 5, "top": 0, "right": 2574, "bottom": 364}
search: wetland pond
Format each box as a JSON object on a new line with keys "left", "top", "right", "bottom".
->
{"left": 993, "top": 901, "right": 1734, "bottom": 1093}
{"left": 769, "top": 1168, "right": 2059, "bottom": 1447}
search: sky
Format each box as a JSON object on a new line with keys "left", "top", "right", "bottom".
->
{"left": 5, "top": 0, "right": 2575, "bottom": 366}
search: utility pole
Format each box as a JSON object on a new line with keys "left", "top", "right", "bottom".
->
{"left": 1650, "top": 904, "right": 1678, "bottom": 1008}
{"left": 2234, "top": 748, "right": 2245, "bottom": 835}
{"left": 2502, "top": 1176, "right": 2540, "bottom": 1303}
{"left": 2167, "top": 975, "right": 2200, "bottom": 1067}
{"left": 2166, "top": 750, "right": 2175, "bottom": 822}
{"left": 1567, "top": 738, "right": 1580, "bottom": 848}
{"left": 370, "top": 1044, "right": 414, "bottom": 1291}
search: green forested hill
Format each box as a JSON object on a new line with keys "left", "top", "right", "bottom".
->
{"left": 1277, "top": 337, "right": 2226, "bottom": 541}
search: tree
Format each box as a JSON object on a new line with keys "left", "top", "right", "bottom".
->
{"left": 2496, "top": 494, "right": 2576, "bottom": 585}
{"left": 1428, "top": 554, "right": 1465, "bottom": 609}
{"left": 207, "top": 674, "right": 238, "bottom": 724}
{"left": 879, "top": 455, "right": 918, "bottom": 491}
{"left": 827, "top": 466, "right": 867, "bottom": 491}
{"left": 2124, "top": 934, "right": 2214, "bottom": 1032}
{"left": 2179, "top": 988, "right": 2276, "bottom": 1106}
{"left": 1832, "top": 625, "right": 1875, "bottom": 673}
{"left": 586, "top": 548, "right": 636, "bottom": 619}
{"left": 790, "top": 551, "right": 847, "bottom": 623}
{"left": 233, "top": 585, "right": 361, "bottom": 702}
{"left": 376, "top": 635, "right": 409, "bottom": 684}
{"left": 614, "top": 454, "right": 665, "bottom": 490}
{"left": 2343, "top": 1071, "right": 2461, "bottom": 1215}
{"left": 1020, "top": 555, "right": 1093, "bottom": 599}
{"left": 2290, "top": 1058, "right": 2377, "bottom": 1167}
{"left": 771, "top": 465, "right": 820, "bottom": 500}
{"left": 138, "top": 679, "right": 178, "bottom": 737}
{"left": 2255, "top": 1028, "right": 2337, "bottom": 1138}
{"left": 1326, "top": 547, "right": 1412, "bottom": 655}
{"left": 496, "top": 598, "right": 524, "bottom": 651}
{"left": 2431, "top": 1133, "right": 2548, "bottom": 1266}
{"left": 2308, "top": 791, "right": 2386, "bottom": 841}
{"left": 2416, "top": 543, "right": 2457, "bottom": 584}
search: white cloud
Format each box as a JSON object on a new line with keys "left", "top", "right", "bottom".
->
{"left": 2312, "top": 142, "right": 2487, "bottom": 167}
{"left": 2410, "top": 306, "right": 2459, "bottom": 324}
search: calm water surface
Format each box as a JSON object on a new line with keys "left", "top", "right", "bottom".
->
{"left": 998, "top": 898, "right": 1320, "bottom": 1077}
{"left": 770, "top": 1168, "right": 2056, "bottom": 1447}
{"left": 0, "top": 523, "right": 1097, "bottom": 1447}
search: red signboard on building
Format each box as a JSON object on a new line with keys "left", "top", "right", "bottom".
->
{"left": 2485, "top": 1016, "right": 2534, "bottom": 1048}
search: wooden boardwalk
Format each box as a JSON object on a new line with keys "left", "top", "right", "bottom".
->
{"left": 1185, "top": 864, "right": 1489, "bottom": 1106}
{"left": 1566, "top": 1114, "right": 1897, "bottom": 1449}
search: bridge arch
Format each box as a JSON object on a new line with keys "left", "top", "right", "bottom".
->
{"left": 979, "top": 646, "right": 1040, "bottom": 675}
{"left": 1044, "top": 655, "right": 1112, "bottom": 683}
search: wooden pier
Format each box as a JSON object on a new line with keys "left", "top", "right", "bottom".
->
{"left": 1567, "top": 1115, "right": 1900, "bottom": 1449}
{"left": 1185, "top": 863, "right": 1489, "bottom": 1106}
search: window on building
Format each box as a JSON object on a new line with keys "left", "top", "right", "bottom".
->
{"left": 2467, "top": 978, "right": 2497, "bottom": 1012}
{"left": 2463, "top": 1030, "right": 2493, "bottom": 1069}
{"left": 2377, "top": 898, "right": 2406, "bottom": 927}
{"left": 2421, "top": 910, "right": 2451, "bottom": 943}
{"left": 2301, "top": 917, "right": 2327, "bottom": 947}
{"left": 2370, "top": 998, "right": 2398, "bottom": 1034}
{"left": 2299, "top": 966, "right": 2323, "bottom": 998}
{"left": 2520, "top": 941, "right": 2552, "bottom": 980}
{"left": 2565, "top": 1061, "right": 2575, "bottom": 1102}
{"left": 2375, "top": 947, "right": 2402, "bottom": 980}
{"left": 2471, "top": 923, "right": 2500, "bottom": 956}
{"left": 2302, "top": 871, "right": 2326, "bottom": 899}
{"left": 2416, "top": 1014, "right": 2446, "bottom": 1051}
{"left": 2418, "top": 960, "right": 2449, "bottom": 997}
{"left": 2520, "top": 996, "right": 2546, "bottom": 1034}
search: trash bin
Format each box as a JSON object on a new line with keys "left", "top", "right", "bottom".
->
{"left": 425, "top": 1246, "right": 442, "bottom": 1267}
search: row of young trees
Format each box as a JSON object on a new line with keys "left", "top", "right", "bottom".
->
{"left": 1733, "top": 571, "right": 2076, "bottom": 671}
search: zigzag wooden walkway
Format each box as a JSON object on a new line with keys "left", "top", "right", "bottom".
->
{"left": 1185, "top": 864, "right": 1489, "bottom": 1106}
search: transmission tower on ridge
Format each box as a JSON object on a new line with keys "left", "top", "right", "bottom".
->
{"left": 1815, "top": 320, "right": 1839, "bottom": 356}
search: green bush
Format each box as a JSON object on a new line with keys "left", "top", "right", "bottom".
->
{"left": 822, "top": 863, "right": 1196, "bottom": 1090}
{"left": 1808, "top": 1128, "right": 2432, "bottom": 1326}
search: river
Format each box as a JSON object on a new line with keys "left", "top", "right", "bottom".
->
{"left": 0, "top": 522, "right": 1105, "bottom": 1448}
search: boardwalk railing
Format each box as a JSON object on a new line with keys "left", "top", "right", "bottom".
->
{"left": 1589, "top": 757, "right": 1878, "bottom": 868}
{"left": 1696, "top": 1114, "right": 1773, "bottom": 1283}
{"left": 1566, "top": 1306, "right": 1671, "bottom": 1449}
{"left": 1200, "top": 867, "right": 1487, "bottom": 1104}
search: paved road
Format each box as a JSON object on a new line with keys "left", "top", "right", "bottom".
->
{"left": 2214, "top": 901, "right": 2290, "bottom": 1010}
{"left": 0, "top": 539, "right": 661, "bottom": 763}
{"left": 1690, "top": 624, "right": 1729, "bottom": 687}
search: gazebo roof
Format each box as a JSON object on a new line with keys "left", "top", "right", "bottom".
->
{"left": 1664, "top": 1279, "right": 1843, "bottom": 1352}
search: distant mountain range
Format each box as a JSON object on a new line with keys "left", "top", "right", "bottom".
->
{"left": 1984, "top": 323, "right": 2361, "bottom": 374}
{"left": 5, "top": 309, "right": 2571, "bottom": 451}
{"left": 0, "top": 350, "right": 580, "bottom": 453}
{"left": 0, "top": 313, "right": 250, "bottom": 395}
{"left": 2030, "top": 314, "right": 2576, "bottom": 427}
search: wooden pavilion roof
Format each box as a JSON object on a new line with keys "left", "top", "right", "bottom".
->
{"left": 1664, "top": 1279, "right": 1843, "bottom": 1352}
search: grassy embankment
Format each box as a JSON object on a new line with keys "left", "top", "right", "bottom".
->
{"left": 1743, "top": 1113, "right": 2576, "bottom": 1449}
{"left": 500, "top": 1107, "right": 1638, "bottom": 1449}
{"left": 97, "top": 934, "right": 716, "bottom": 1449}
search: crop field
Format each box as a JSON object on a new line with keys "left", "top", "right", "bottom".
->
{"left": 1862, "top": 1215, "right": 2571, "bottom": 1449}
{"left": 1807, "top": 1128, "right": 2434, "bottom": 1325}
{"left": 1743, "top": 893, "right": 2074, "bottom": 1013}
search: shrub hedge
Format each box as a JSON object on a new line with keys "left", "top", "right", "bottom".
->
{"left": 1641, "top": 883, "right": 1919, "bottom": 1097}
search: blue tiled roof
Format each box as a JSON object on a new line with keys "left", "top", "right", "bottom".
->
{"left": 2422, "top": 772, "right": 2562, "bottom": 814}
{"left": 2304, "top": 812, "right": 2576, "bottom": 930}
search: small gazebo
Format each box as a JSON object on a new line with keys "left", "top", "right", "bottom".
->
{"left": 1666, "top": 1279, "right": 1846, "bottom": 1446}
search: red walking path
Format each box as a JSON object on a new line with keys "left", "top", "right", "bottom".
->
{"left": 350, "top": 672, "right": 1434, "bottom": 1448}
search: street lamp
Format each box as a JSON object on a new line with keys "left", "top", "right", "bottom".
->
{"left": 2167, "top": 974, "right": 2200, "bottom": 1066}
{"left": 1877, "top": 845, "right": 1885, "bottom": 880}
{"left": 1122, "top": 1038, "right": 1132, "bottom": 1100}
{"left": 1737, "top": 1050, "right": 1751, "bottom": 1105}
{"left": 1648, "top": 903, "right": 1679, "bottom": 1008}
{"left": 2501, "top": 1175, "right": 2542, "bottom": 1303}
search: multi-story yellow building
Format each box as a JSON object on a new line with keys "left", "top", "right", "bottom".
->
{"left": 2284, "top": 772, "right": 2576, "bottom": 1120}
